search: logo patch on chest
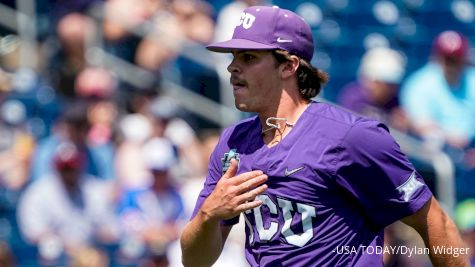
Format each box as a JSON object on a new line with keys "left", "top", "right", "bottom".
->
{"left": 221, "top": 149, "right": 240, "bottom": 173}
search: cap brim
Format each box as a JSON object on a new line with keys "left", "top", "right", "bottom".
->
{"left": 207, "top": 38, "right": 277, "bottom": 53}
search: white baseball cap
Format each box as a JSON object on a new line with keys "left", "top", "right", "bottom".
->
{"left": 359, "top": 47, "right": 406, "bottom": 84}
{"left": 141, "top": 137, "right": 177, "bottom": 171}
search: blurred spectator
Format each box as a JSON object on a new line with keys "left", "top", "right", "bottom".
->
{"left": 0, "top": 82, "right": 35, "bottom": 190}
{"left": 135, "top": 0, "right": 214, "bottom": 72}
{"left": 0, "top": 70, "right": 11, "bottom": 92}
{"left": 400, "top": 31, "right": 475, "bottom": 150}
{"left": 0, "top": 241, "right": 15, "bottom": 267}
{"left": 17, "top": 142, "right": 120, "bottom": 263}
{"left": 48, "top": 0, "right": 101, "bottom": 25}
{"left": 117, "top": 137, "right": 184, "bottom": 262}
{"left": 400, "top": 31, "right": 475, "bottom": 201}
{"left": 337, "top": 47, "right": 409, "bottom": 132}
{"left": 149, "top": 95, "right": 207, "bottom": 178}
{"left": 30, "top": 101, "right": 112, "bottom": 180}
{"left": 140, "top": 253, "right": 169, "bottom": 267}
{"left": 68, "top": 247, "right": 109, "bottom": 267}
{"left": 103, "top": 0, "right": 163, "bottom": 42}
{"left": 75, "top": 67, "right": 117, "bottom": 100}
{"left": 48, "top": 12, "right": 95, "bottom": 99}
{"left": 75, "top": 67, "right": 117, "bottom": 145}
{"left": 171, "top": 0, "right": 214, "bottom": 44}
{"left": 124, "top": 86, "right": 160, "bottom": 115}
{"left": 103, "top": 0, "right": 164, "bottom": 63}
{"left": 135, "top": 7, "right": 185, "bottom": 71}
{"left": 115, "top": 113, "right": 153, "bottom": 188}
{"left": 75, "top": 67, "right": 118, "bottom": 180}
{"left": 131, "top": 0, "right": 220, "bottom": 130}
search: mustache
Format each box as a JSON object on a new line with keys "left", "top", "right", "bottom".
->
{"left": 230, "top": 76, "right": 246, "bottom": 85}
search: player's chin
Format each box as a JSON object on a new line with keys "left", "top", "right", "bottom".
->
{"left": 234, "top": 101, "right": 253, "bottom": 112}
{"left": 235, "top": 103, "right": 250, "bottom": 112}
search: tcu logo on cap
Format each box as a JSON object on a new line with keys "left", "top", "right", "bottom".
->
{"left": 237, "top": 12, "right": 256, "bottom": 29}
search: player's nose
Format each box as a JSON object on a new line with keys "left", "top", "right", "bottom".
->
{"left": 227, "top": 58, "right": 241, "bottom": 74}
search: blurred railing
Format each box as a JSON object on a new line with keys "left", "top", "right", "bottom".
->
{"left": 0, "top": 1, "right": 456, "bottom": 215}
{"left": 0, "top": 1, "right": 38, "bottom": 68}
{"left": 86, "top": 46, "right": 240, "bottom": 127}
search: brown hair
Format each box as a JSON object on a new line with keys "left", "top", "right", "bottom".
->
{"left": 272, "top": 50, "right": 329, "bottom": 100}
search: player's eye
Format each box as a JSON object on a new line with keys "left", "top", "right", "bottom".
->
{"left": 242, "top": 54, "right": 256, "bottom": 62}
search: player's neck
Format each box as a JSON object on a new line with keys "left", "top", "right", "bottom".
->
{"left": 259, "top": 96, "right": 310, "bottom": 146}
{"left": 259, "top": 93, "right": 310, "bottom": 125}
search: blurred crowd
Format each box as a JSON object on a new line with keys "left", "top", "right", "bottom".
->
{"left": 0, "top": 0, "right": 227, "bottom": 266}
{"left": 0, "top": 0, "right": 474, "bottom": 266}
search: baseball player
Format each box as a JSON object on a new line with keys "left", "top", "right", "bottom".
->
{"left": 181, "top": 6, "right": 468, "bottom": 267}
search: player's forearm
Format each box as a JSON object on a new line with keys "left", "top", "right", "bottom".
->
{"left": 402, "top": 197, "right": 470, "bottom": 267}
{"left": 180, "top": 210, "right": 226, "bottom": 267}
{"left": 423, "top": 215, "right": 470, "bottom": 267}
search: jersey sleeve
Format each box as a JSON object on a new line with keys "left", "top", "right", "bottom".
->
{"left": 190, "top": 130, "right": 240, "bottom": 226}
{"left": 332, "top": 120, "right": 433, "bottom": 227}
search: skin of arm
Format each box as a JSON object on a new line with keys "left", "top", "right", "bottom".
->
{"left": 402, "top": 196, "right": 470, "bottom": 267}
{"left": 180, "top": 213, "right": 233, "bottom": 267}
{"left": 180, "top": 159, "right": 268, "bottom": 267}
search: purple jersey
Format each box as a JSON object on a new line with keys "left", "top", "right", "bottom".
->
{"left": 192, "top": 101, "right": 432, "bottom": 267}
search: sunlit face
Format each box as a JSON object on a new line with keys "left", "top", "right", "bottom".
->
{"left": 67, "top": 123, "right": 90, "bottom": 147}
{"left": 151, "top": 169, "right": 169, "bottom": 192}
{"left": 439, "top": 55, "right": 465, "bottom": 86}
{"left": 365, "top": 80, "right": 398, "bottom": 105}
{"left": 58, "top": 167, "right": 81, "bottom": 189}
{"left": 227, "top": 50, "right": 282, "bottom": 113}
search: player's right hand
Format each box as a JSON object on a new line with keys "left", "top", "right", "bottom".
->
{"left": 200, "top": 159, "right": 268, "bottom": 222}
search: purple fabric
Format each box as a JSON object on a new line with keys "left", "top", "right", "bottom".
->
{"left": 191, "top": 101, "right": 432, "bottom": 267}
{"left": 207, "top": 6, "right": 314, "bottom": 61}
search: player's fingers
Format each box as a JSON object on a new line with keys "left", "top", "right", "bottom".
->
{"left": 222, "top": 158, "right": 238, "bottom": 179}
{"left": 228, "top": 169, "right": 264, "bottom": 185}
{"left": 236, "top": 184, "right": 268, "bottom": 204}
{"left": 234, "top": 174, "right": 268, "bottom": 194}
{"left": 236, "top": 198, "right": 264, "bottom": 212}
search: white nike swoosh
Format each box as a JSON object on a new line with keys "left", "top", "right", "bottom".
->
{"left": 277, "top": 37, "right": 293, "bottom": 43}
{"left": 284, "top": 166, "right": 305, "bottom": 177}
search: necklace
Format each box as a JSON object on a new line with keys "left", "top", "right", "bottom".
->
{"left": 261, "top": 117, "right": 295, "bottom": 135}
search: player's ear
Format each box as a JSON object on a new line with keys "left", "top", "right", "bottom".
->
{"left": 280, "top": 55, "right": 300, "bottom": 79}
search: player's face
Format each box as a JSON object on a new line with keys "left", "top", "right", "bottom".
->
{"left": 227, "top": 50, "right": 282, "bottom": 112}
{"left": 439, "top": 55, "right": 465, "bottom": 86}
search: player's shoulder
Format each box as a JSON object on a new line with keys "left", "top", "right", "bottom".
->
{"left": 210, "top": 116, "right": 260, "bottom": 157}
{"left": 219, "top": 115, "right": 259, "bottom": 142}
{"left": 308, "top": 101, "right": 374, "bottom": 127}
{"left": 308, "top": 101, "right": 389, "bottom": 142}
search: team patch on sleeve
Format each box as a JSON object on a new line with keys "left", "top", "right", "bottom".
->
{"left": 397, "top": 171, "right": 424, "bottom": 202}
